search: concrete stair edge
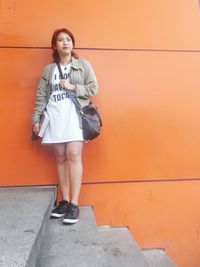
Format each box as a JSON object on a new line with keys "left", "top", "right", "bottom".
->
{"left": 142, "top": 248, "right": 177, "bottom": 267}
{"left": 26, "top": 188, "right": 56, "bottom": 267}
{"left": 98, "top": 226, "right": 149, "bottom": 267}
{"left": 37, "top": 206, "right": 108, "bottom": 267}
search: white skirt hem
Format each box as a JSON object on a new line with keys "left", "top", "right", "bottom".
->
{"left": 42, "top": 138, "right": 84, "bottom": 144}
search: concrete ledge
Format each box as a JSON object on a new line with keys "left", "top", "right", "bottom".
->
{"left": 142, "top": 248, "right": 176, "bottom": 267}
{"left": 98, "top": 226, "right": 149, "bottom": 267}
{"left": 37, "top": 206, "right": 108, "bottom": 267}
{"left": 0, "top": 186, "right": 56, "bottom": 267}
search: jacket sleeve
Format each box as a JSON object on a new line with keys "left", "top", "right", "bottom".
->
{"left": 32, "top": 67, "right": 49, "bottom": 125}
{"left": 74, "top": 60, "right": 98, "bottom": 98}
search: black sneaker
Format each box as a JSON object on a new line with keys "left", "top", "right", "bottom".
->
{"left": 51, "top": 200, "right": 69, "bottom": 218}
{"left": 63, "top": 203, "right": 79, "bottom": 224}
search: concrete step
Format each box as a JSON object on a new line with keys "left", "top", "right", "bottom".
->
{"left": 0, "top": 186, "right": 56, "bottom": 267}
{"left": 98, "top": 226, "right": 149, "bottom": 267}
{"left": 0, "top": 187, "right": 177, "bottom": 267}
{"left": 37, "top": 206, "right": 108, "bottom": 267}
{"left": 142, "top": 249, "right": 176, "bottom": 267}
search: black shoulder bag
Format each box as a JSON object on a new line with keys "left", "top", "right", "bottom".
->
{"left": 57, "top": 63, "right": 102, "bottom": 141}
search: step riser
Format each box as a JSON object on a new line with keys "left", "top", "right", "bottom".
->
{"left": 26, "top": 198, "right": 55, "bottom": 267}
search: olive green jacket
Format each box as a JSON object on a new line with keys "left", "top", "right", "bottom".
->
{"left": 32, "top": 57, "right": 98, "bottom": 125}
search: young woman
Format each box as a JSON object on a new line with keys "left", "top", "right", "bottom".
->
{"left": 32, "top": 28, "right": 98, "bottom": 224}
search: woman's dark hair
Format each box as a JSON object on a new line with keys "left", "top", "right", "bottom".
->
{"left": 51, "top": 28, "right": 78, "bottom": 62}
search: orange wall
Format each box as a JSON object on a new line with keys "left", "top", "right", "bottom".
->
{"left": 1, "top": 0, "right": 200, "bottom": 49}
{"left": 1, "top": 48, "right": 200, "bottom": 184}
{"left": 1, "top": 1, "right": 200, "bottom": 266}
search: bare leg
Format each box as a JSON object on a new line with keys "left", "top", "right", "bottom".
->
{"left": 53, "top": 143, "right": 70, "bottom": 202}
{"left": 66, "top": 141, "right": 83, "bottom": 205}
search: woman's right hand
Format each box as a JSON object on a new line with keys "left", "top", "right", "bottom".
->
{"left": 32, "top": 123, "right": 40, "bottom": 135}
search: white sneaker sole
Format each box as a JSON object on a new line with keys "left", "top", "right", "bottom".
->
{"left": 63, "top": 218, "right": 79, "bottom": 224}
{"left": 51, "top": 213, "right": 65, "bottom": 218}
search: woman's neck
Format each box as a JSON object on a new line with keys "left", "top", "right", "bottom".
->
{"left": 60, "top": 54, "right": 72, "bottom": 65}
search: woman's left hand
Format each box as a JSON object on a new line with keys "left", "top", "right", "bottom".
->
{"left": 60, "top": 79, "right": 75, "bottom": 91}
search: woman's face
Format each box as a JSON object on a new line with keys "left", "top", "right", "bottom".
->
{"left": 55, "top": 32, "right": 73, "bottom": 57}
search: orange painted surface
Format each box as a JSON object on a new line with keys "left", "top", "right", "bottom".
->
{"left": 0, "top": 0, "right": 200, "bottom": 49}
{"left": 79, "top": 180, "right": 200, "bottom": 267}
{"left": 1, "top": 1, "right": 200, "bottom": 266}
{"left": 1, "top": 49, "right": 200, "bottom": 184}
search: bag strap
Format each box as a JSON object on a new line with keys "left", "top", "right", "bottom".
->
{"left": 57, "top": 62, "right": 102, "bottom": 127}
{"left": 56, "top": 63, "right": 83, "bottom": 114}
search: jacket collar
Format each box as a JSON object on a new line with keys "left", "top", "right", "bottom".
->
{"left": 71, "top": 57, "right": 84, "bottom": 71}
{"left": 46, "top": 57, "right": 83, "bottom": 79}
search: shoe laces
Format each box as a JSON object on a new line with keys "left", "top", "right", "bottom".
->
{"left": 67, "top": 204, "right": 77, "bottom": 215}
{"left": 58, "top": 200, "right": 68, "bottom": 208}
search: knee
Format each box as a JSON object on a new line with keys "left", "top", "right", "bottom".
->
{"left": 55, "top": 153, "right": 66, "bottom": 164}
{"left": 67, "top": 149, "right": 81, "bottom": 163}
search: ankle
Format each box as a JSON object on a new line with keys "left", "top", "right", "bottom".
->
{"left": 62, "top": 199, "right": 69, "bottom": 203}
{"left": 70, "top": 201, "right": 78, "bottom": 206}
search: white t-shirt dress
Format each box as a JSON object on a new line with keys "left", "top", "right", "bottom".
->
{"left": 42, "top": 64, "right": 83, "bottom": 144}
